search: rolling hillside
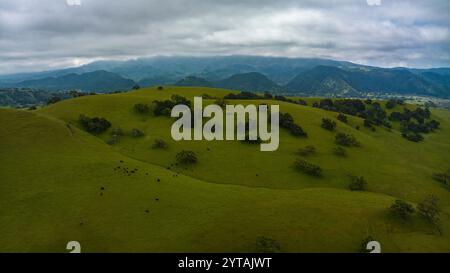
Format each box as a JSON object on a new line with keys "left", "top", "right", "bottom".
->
{"left": 1, "top": 86, "right": 450, "bottom": 252}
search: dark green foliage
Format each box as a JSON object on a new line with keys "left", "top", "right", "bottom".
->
{"left": 153, "top": 100, "right": 177, "bottom": 116}
{"left": 132, "top": 84, "right": 141, "bottom": 90}
{"left": 389, "top": 111, "right": 403, "bottom": 121}
{"left": 78, "top": 115, "right": 111, "bottom": 134}
{"left": 319, "top": 98, "right": 334, "bottom": 110}
{"left": 289, "top": 123, "right": 308, "bottom": 137}
{"left": 131, "top": 128, "right": 144, "bottom": 138}
{"left": 433, "top": 170, "right": 450, "bottom": 185}
{"left": 385, "top": 99, "right": 404, "bottom": 109}
{"left": 279, "top": 112, "right": 294, "bottom": 128}
{"left": 279, "top": 112, "right": 307, "bottom": 137}
{"left": 313, "top": 98, "right": 439, "bottom": 143}
{"left": 335, "top": 133, "right": 360, "bottom": 147}
{"left": 382, "top": 120, "right": 392, "bottom": 129}
{"left": 323, "top": 99, "right": 366, "bottom": 116}
{"left": 348, "top": 176, "right": 367, "bottom": 191}
{"left": 133, "top": 103, "right": 150, "bottom": 114}
{"left": 152, "top": 139, "right": 168, "bottom": 149}
{"left": 385, "top": 99, "right": 403, "bottom": 109}
{"left": 401, "top": 132, "right": 424, "bottom": 142}
{"left": 390, "top": 200, "right": 415, "bottom": 220}
{"left": 255, "top": 236, "right": 281, "bottom": 253}
{"left": 171, "top": 94, "right": 191, "bottom": 107}
{"left": 321, "top": 118, "right": 337, "bottom": 131}
{"left": 297, "top": 99, "right": 307, "bottom": 106}
{"left": 417, "top": 195, "right": 440, "bottom": 225}
{"left": 224, "top": 92, "right": 262, "bottom": 100}
{"left": 337, "top": 113, "right": 347, "bottom": 123}
{"left": 298, "top": 145, "right": 316, "bottom": 156}
{"left": 176, "top": 150, "right": 198, "bottom": 165}
{"left": 157, "top": 86, "right": 164, "bottom": 90}
{"left": 47, "top": 96, "right": 61, "bottom": 105}
{"left": 426, "top": 120, "right": 440, "bottom": 131}
{"left": 106, "top": 134, "right": 120, "bottom": 145}
{"left": 294, "top": 159, "right": 322, "bottom": 177}
{"left": 153, "top": 95, "right": 191, "bottom": 117}
{"left": 333, "top": 146, "right": 347, "bottom": 157}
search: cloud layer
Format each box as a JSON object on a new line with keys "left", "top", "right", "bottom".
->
{"left": 0, "top": 0, "right": 449, "bottom": 74}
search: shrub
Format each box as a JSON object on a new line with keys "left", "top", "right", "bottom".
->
{"left": 390, "top": 200, "right": 415, "bottom": 220}
{"left": 335, "top": 133, "right": 360, "bottom": 147}
{"left": 78, "top": 115, "right": 111, "bottom": 134}
{"left": 106, "top": 134, "right": 120, "bottom": 145}
{"left": 294, "top": 159, "right": 322, "bottom": 177}
{"left": 402, "top": 132, "right": 424, "bottom": 142}
{"left": 153, "top": 95, "right": 191, "bottom": 116}
{"left": 153, "top": 100, "right": 177, "bottom": 116}
{"left": 348, "top": 176, "right": 367, "bottom": 191}
{"left": 255, "top": 236, "right": 281, "bottom": 253}
{"left": 298, "top": 145, "right": 316, "bottom": 156}
{"left": 132, "top": 84, "right": 141, "bottom": 90}
{"left": 176, "top": 150, "right": 197, "bottom": 165}
{"left": 426, "top": 120, "right": 440, "bottom": 131}
{"left": 279, "top": 112, "right": 307, "bottom": 137}
{"left": 224, "top": 92, "right": 262, "bottom": 100}
{"left": 47, "top": 96, "right": 61, "bottom": 105}
{"left": 386, "top": 99, "right": 397, "bottom": 109}
{"left": 157, "top": 86, "right": 164, "bottom": 90}
{"left": 321, "top": 118, "right": 336, "bottom": 131}
{"left": 171, "top": 95, "right": 191, "bottom": 107}
{"left": 337, "top": 113, "right": 347, "bottom": 123}
{"left": 289, "top": 123, "right": 308, "bottom": 137}
{"left": 152, "top": 139, "right": 168, "bottom": 149}
{"left": 321, "top": 118, "right": 337, "bottom": 131}
{"left": 131, "top": 128, "right": 145, "bottom": 137}
{"left": 433, "top": 170, "right": 450, "bottom": 185}
{"left": 417, "top": 195, "right": 440, "bottom": 224}
{"left": 333, "top": 146, "right": 347, "bottom": 157}
{"left": 134, "top": 103, "right": 150, "bottom": 114}
{"left": 201, "top": 93, "right": 217, "bottom": 99}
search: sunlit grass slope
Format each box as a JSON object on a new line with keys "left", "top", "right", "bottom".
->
{"left": 1, "top": 86, "right": 449, "bottom": 252}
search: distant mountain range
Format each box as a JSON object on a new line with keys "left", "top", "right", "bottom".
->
{"left": 0, "top": 56, "right": 449, "bottom": 98}
{"left": 1, "top": 70, "right": 135, "bottom": 93}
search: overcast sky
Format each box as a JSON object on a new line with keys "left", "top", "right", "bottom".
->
{"left": 0, "top": 0, "right": 449, "bottom": 74}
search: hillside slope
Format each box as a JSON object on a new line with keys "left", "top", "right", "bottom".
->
{"left": 1, "top": 86, "right": 450, "bottom": 252}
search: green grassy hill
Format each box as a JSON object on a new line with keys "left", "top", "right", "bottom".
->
{"left": 1, "top": 86, "right": 449, "bottom": 252}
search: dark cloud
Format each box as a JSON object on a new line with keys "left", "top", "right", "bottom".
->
{"left": 0, "top": 0, "right": 449, "bottom": 74}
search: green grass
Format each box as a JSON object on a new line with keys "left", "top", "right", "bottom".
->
{"left": 1, "top": 86, "right": 450, "bottom": 252}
